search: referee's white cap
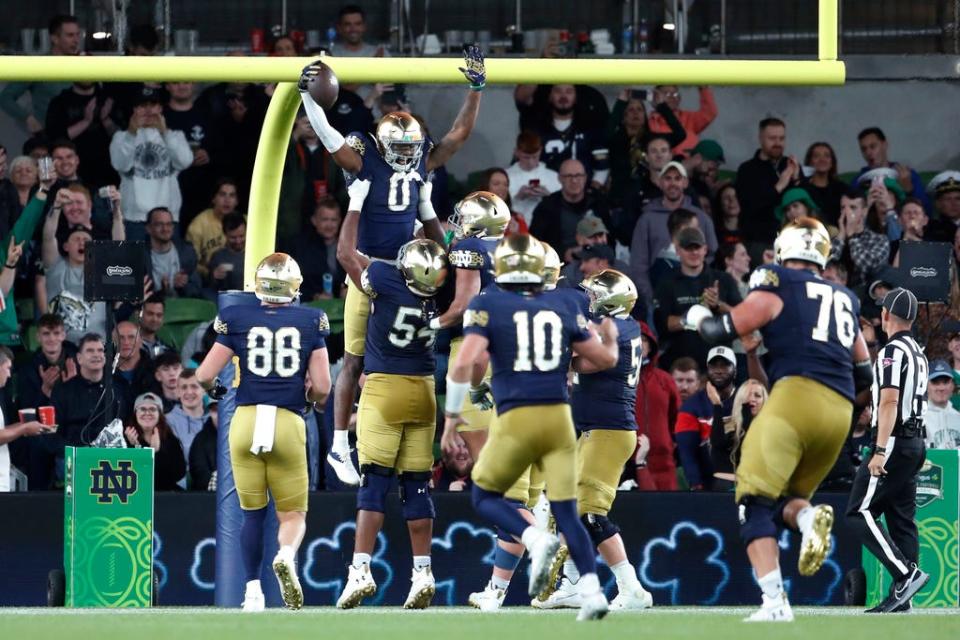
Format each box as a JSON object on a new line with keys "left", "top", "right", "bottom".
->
{"left": 882, "top": 287, "right": 919, "bottom": 322}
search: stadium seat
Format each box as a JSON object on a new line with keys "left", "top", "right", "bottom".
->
{"left": 158, "top": 321, "right": 205, "bottom": 352}
{"left": 162, "top": 298, "right": 218, "bottom": 325}
{"left": 306, "top": 298, "right": 345, "bottom": 335}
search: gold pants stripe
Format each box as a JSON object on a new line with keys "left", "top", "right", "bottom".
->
{"left": 229, "top": 405, "right": 308, "bottom": 512}
{"left": 735, "top": 376, "right": 853, "bottom": 502}
{"left": 357, "top": 373, "right": 437, "bottom": 473}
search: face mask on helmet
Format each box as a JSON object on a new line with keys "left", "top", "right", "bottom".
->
{"left": 449, "top": 191, "right": 510, "bottom": 240}
{"left": 382, "top": 140, "right": 424, "bottom": 173}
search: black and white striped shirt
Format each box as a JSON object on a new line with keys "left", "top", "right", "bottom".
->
{"left": 872, "top": 331, "right": 928, "bottom": 429}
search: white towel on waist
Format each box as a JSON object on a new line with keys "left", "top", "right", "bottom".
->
{"left": 250, "top": 404, "right": 278, "bottom": 455}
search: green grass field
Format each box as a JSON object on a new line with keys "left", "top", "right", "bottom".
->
{"left": 2, "top": 608, "right": 959, "bottom": 640}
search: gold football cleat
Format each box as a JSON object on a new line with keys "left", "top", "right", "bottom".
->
{"left": 798, "top": 504, "right": 834, "bottom": 576}
{"left": 272, "top": 555, "right": 304, "bottom": 610}
{"left": 535, "top": 544, "right": 569, "bottom": 603}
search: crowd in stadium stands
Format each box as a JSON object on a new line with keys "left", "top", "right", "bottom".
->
{"left": 1, "top": 6, "right": 960, "bottom": 495}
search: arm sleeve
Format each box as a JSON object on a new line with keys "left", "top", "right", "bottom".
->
{"left": 653, "top": 102, "right": 688, "bottom": 150}
{"left": 675, "top": 429, "right": 704, "bottom": 487}
{"left": 213, "top": 309, "right": 235, "bottom": 351}
{"left": 164, "top": 129, "right": 195, "bottom": 170}
{"left": 109, "top": 130, "right": 138, "bottom": 173}
{"left": 687, "top": 88, "right": 718, "bottom": 133}
{"left": 462, "top": 296, "right": 491, "bottom": 339}
{"left": 877, "top": 345, "right": 905, "bottom": 390}
{"left": 448, "top": 238, "right": 486, "bottom": 271}
{"left": 314, "top": 310, "right": 330, "bottom": 349}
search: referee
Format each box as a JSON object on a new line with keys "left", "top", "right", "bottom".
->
{"left": 845, "top": 288, "right": 930, "bottom": 613}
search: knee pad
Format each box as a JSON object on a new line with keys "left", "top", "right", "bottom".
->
{"left": 399, "top": 470, "right": 435, "bottom": 520}
{"left": 580, "top": 513, "right": 620, "bottom": 547}
{"left": 357, "top": 463, "right": 394, "bottom": 513}
{"left": 738, "top": 495, "right": 779, "bottom": 545}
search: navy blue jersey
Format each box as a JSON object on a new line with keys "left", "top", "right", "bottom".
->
{"left": 361, "top": 261, "right": 438, "bottom": 376}
{"left": 344, "top": 132, "right": 429, "bottom": 260}
{"left": 572, "top": 316, "right": 642, "bottom": 431}
{"left": 749, "top": 264, "right": 861, "bottom": 401}
{"left": 441, "top": 235, "right": 499, "bottom": 341}
{"left": 546, "top": 286, "right": 591, "bottom": 318}
{"left": 463, "top": 288, "right": 592, "bottom": 414}
{"left": 215, "top": 304, "right": 329, "bottom": 413}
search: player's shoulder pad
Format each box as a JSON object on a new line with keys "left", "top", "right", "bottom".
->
{"left": 213, "top": 313, "right": 230, "bottom": 335}
{"left": 344, "top": 132, "right": 367, "bottom": 156}
{"left": 748, "top": 265, "right": 782, "bottom": 291}
{"left": 449, "top": 240, "right": 486, "bottom": 269}
{"left": 360, "top": 267, "right": 377, "bottom": 298}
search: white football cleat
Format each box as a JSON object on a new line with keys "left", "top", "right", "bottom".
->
{"left": 272, "top": 551, "right": 303, "bottom": 610}
{"left": 531, "top": 577, "right": 582, "bottom": 609}
{"left": 576, "top": 590, "right": 609, "bottom": 621}
{"left": 469, "top": 581, "right": 506, "bottom": 612}
{"left": 337, "top": 563, "right": 377, "bottom": 609}
{"left": 241, "top": 587, "right": 265, "bottom": 612}
{"left": 798, "top": 504, "right": 833, "bottom": 576}
{"left": 609, "top": 584, "right": 653, "bottom": 610}
{"left": 327, "top": 449, "right": 360, "bottom": 486}
{"left": 744, "top": 593, "right": 794, "bottom": 622}
{"left": 403, "top": 566, "right": 436, "bottom": 609}
{"left": 526, "top": 531, "right": 561, "bottom": 597}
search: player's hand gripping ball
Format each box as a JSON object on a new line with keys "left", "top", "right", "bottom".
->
{"left": 299, "top": 59, "right": 340, "bottom": 109}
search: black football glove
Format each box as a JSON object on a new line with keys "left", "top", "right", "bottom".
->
{"left": 458, "top": 44, "right": 486, "bottom": 91}
{"left": 469, "top": 382, "right": 494, "bottom": 411}
{"left": 298, "top": 60, "right": 324, "bottom": 92}
{"left": 208, "top": 379, "right": 228, "bottom": 401}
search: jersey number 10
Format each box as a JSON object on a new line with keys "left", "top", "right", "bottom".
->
{"left": 806, "top": 282, "right": 856, "bottom": 348}
{"left": 513, "top": 310, "right": 563, "bottom": 372}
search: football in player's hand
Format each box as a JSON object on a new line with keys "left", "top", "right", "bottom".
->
{"left": 301, "top": 60, "right": 340, "bottom": 109}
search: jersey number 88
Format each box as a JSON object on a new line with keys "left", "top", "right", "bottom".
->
{"left": 247, "top": 327, "right": 302, "bottom": 377}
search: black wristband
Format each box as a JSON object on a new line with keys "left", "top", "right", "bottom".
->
{"left": 4, "top": 262, "right": 16, "bottom": 269}
{"left": 874, "top": 445, "right": 887, "bottom": 456}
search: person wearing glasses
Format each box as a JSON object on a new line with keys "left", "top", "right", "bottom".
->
{"left": 529, "top": 158, "right": 613, "bottom": 262}
{"left": 123, "top": 391, "right": 187, "bottom": 491}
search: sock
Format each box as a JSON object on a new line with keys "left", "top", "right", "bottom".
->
{"left": 245, "top": 579, "right": 262, "bottom": 595}
{"left": 796, "top": 506, "right": 815, "bottom": 534}
{"left": 611, "top": 560, "right": 639, "bottom": 591}
{"left": 413, "top": 555, "right": 431, "bottom": 571}
{"left": 492, "top": 575, "right": 510, "bottom": 591}
{"left": 577, "top": 573, "right": 601, "bottom": 595}
{"left": 494, "top": 545, "right": 522, "bottom": 573}
{"left": 278, "top": 544, "right": 295, "bottom": 563}
{"left": 240, "top": 507, "right": 268, "bottom": 582}
{"left": 757, "top": 569, "right": 784, "bottom": 600}
{"left": 550, "top": 499, "right": 596, "bottom": 576}
{"left": 333, "top": 430, "right": 349, "bottom": 452}
{"left": 352, "top": 552, "right": 371, "bottom": 568}
{"left": 564, "top": 558, "right": 580, "bottom": 584}
{"left": 473, "top": 485, "right": 531, "bottom": 539}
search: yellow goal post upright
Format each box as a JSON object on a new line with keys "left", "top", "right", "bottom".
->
{"left": 0, "top": 0, "right": 841, "bottom": 289}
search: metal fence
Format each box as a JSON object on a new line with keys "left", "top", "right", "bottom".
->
{"left": 1, "top": 1, "right": 957, "bottom": 56}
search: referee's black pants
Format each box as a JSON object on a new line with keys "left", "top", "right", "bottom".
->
{"left": 844, "top": 436, "right": 925, "bottom": 580}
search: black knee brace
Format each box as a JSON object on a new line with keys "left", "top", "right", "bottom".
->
{"left": 738, "top": 495, "right": 779, "bottom": 545}
{"left": 399, "top": 470, "right": 435, "bottom": 520}
{"left": 357, "top": 463, "right": 394, "bottom": 513}
{"left": 580, "top": 513, "right": 621, "bottom": 547}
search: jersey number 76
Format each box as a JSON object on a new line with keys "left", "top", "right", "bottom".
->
{"left": 806, "top": 282, "right": 856, "bottom": 348}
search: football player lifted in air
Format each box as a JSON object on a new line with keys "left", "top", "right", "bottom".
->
{"left": 442, "top": 234, "right": 619, "bottom": 621}
{"left": 197, "top": 254, "right": 332, "bottom": 612}
{"left": 536, "top": 269, "right": 653, "bottom": 612}
{"left": 298, "top": 45, "right": 486, "bottom": 487}
{"left": 684, "top": 217, "right": 872, "bottom": 622}
{"left": 336, "top": 239, "right": 449, "bottom": 611}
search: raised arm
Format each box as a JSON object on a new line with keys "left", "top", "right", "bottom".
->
{"left": 298, "top": 63, "right": 362, "bottom": 174}
{"left": 426, "top": 45, "right": 485, "bottom": 172}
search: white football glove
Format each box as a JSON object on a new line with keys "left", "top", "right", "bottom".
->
{"left": 347, "top": 178, "right": 371, "bottom": 212}
{"left": 683, "top": 304, "right": 713, "bottom": 331}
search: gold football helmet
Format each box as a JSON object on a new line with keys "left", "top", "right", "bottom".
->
{"left": 541, "top": 241, "right": 562, "bottom": 290}
{"left": 775, "top": 216, "right": 831, "bottom": 269}
{"left": 580, "top": 269, "right": 638, "bottom": 317}
{"left": 254, "top": 253, "right": 303, "bottom": 304}
{"left": 397, "top": 239, "right": 448, "bottom": 297}
{"left": 448, "top": 191, "right": 511, "bottom": 240}
{"left": 494, "top": 234, "right": 546, "bottom": 286}
{"left": 376, "top": 112, "right": 425, "bottom": 173}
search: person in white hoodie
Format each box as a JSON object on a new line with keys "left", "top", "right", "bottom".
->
{"left": 109, "top": 86, "right": 193, "bottom": 242}
{"left": 923, "top": 360, "right": 960, "bottom": 450}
